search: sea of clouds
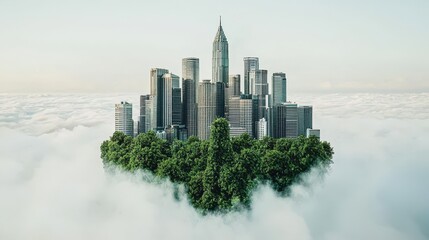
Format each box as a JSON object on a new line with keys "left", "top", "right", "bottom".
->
{"left": 0, "top": 93, "right": 428, "bottom": 240}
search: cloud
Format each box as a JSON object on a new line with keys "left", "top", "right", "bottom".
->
{"left": 0, "top": 93, "right": 428, "bottom": 240}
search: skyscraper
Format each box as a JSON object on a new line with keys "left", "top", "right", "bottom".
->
{"left": 228, "top": 96, "right": 241, "bottom": 127}
{"left": 272, "top": 72, "right": 287, "bottom": 105}
{"left": 198, "top": 80, "right": 216, "bottom": 140}
{"left": 150, "top": 68, "right": 169, "bottom": 130}
{"left": 145, "top": 96, "right": 155, "bottom": 131}
{"left": 215, "top": 81, "right": 225, "bottom": 118}
{"left": 172, "top": 87, "right": 182, "bottom": 125}
{"left": 272, "top": 103, "right": 298, "bottom": 138}
{"left": 228, "top": 74, "right": 241, "bottom": 97}
{"left": 250, "top": 69, "right": 268, "bottom": 96}
{"left": 139, "top": 94, "right": 150, "bottom": 134}
{"left": 115, "top": 101, "right": 133, "bottom": 136}
{"left": 228, "top": 96, "right": 252, "bottom": 137}
{"left": 182, "top": 58, "right": 199, "bottom": 137}
{"left": 298, "top": 105, "right": 313, "bottom": 136}
{"left": 160, "top": 73, "right": 179, "bottom": 128}
{"left": 239, "top": 98, "right": 253, "bottom": 136}
{"left": 212, "top": 17, "right": 229, "bottom": 84}
{"left": 212, "top": 18, "right": 229, "bottom": 120}
{"left": 243, "top": 57, "right": 259, "bottom": 94}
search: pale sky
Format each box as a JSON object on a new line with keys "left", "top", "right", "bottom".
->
{"left": 1, "top": 0, "right": 428, "bottom": 93}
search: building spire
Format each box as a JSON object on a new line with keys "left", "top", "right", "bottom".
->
{"left": 219, "top": 16, "right": 222, "bottom": 27}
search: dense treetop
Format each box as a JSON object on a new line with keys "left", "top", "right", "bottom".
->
{"left": 100, "top": 118, "right": 334, "bottom": 214}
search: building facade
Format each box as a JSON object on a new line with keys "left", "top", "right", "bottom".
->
{"left": 198, "top": 80, "right": 216, "bottom": 140}
{"left": 150, "top": 68, "right": 169, "bottom": 130}
{"left": 298, "top": 105, "right": 313, "bottom": 136}
{"left": 273, "top": 103, "right": 298, "bottom": 138}
{"left": 139, "top": 94, "right": 150, "bottom": 134}
{"left": 243, "top": 57, "right": 259, "bottom": 95}
{"left": 182, "top": 58, "right": 199, "bottom": 137}
{"left": 228, "top": 74, "right": 241, "bottom": 97}
{"left": 115, "top": 101, "right": 133, "bottom": 136}
{"left": 272, "top": 72, "right": 287, "bottom": 105}
{"left": 250, "top": 69, "right": 268, "bottom": 96}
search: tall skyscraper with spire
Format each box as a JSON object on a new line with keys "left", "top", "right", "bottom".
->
{"left": 212, "top": 17, "right": 229, "bottom": 84}
{"left": 212, "top": 17, "right": 229, "bottom": 119}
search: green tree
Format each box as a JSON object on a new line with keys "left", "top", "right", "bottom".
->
{"left": 100, "top": 120, "right": 334, "bottom": 213}
{"left": 128, "top": 131, "right": 170, "bottom": 172}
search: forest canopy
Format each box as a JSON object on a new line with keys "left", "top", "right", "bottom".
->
{"left": 100, "top": 118, "right": 334, "bottom": 214}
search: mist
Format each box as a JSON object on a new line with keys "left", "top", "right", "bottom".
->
{"left": 0, "top": 93, "right": 428, "bottom": 239}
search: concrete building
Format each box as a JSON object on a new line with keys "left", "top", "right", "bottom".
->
{"left": 272, "top": 72, "right": 287, "bottom": 105}
{"left": 182, "top": 58, "right": 199, "bottom": 137}
{"left": 115, "top": 101, "right": 133, "bottom": 136}
{"left": 198, "top": 80, "right": 216, "bottom": 140}
{"left": 272, "top": 103, "right": 298, "bottom": 138}
{"left": 243, "top": 57, "right": 259, "bottom": 94}
{"left": 298, "top": 105, "right": 313, "bottom": 136}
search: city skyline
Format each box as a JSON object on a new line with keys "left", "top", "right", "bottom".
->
{"left": 1, "top": 0, "right": 428, "bottom": 93}
{"left": 114, "top": 20, "right": 315, "bottom": 141}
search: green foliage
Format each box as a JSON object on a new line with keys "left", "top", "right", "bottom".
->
{"left": 100, "top": 118, "right": 334, "bottom": 214}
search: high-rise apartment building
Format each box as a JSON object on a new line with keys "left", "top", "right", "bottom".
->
{"left": 272, "top": 72, "right": 287, "bottom": 105}
{"left": 115, "top": 101, "right": 133, "bottom": 136}
{"left": 198, "top": 80, "right": 216, "bottom": 140}
{"left": 243, "top": 57, "right": 259, "bottom": 94}
{"left": 298, "top": 105, "right": 312, "bottom": 136}
{"left": 272, "top": 103, "right": 298, "bottom": 138}
{"left": 182, "top": 58, "right": 199, "bottom": 137}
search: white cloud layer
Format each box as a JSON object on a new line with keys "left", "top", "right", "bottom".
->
{"left": 0, "top": 93, "right": 428, "bottom": 239}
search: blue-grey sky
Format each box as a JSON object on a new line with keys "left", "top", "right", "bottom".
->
{"left": 1, "top": 0, "right": 428, "bottom": 93}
